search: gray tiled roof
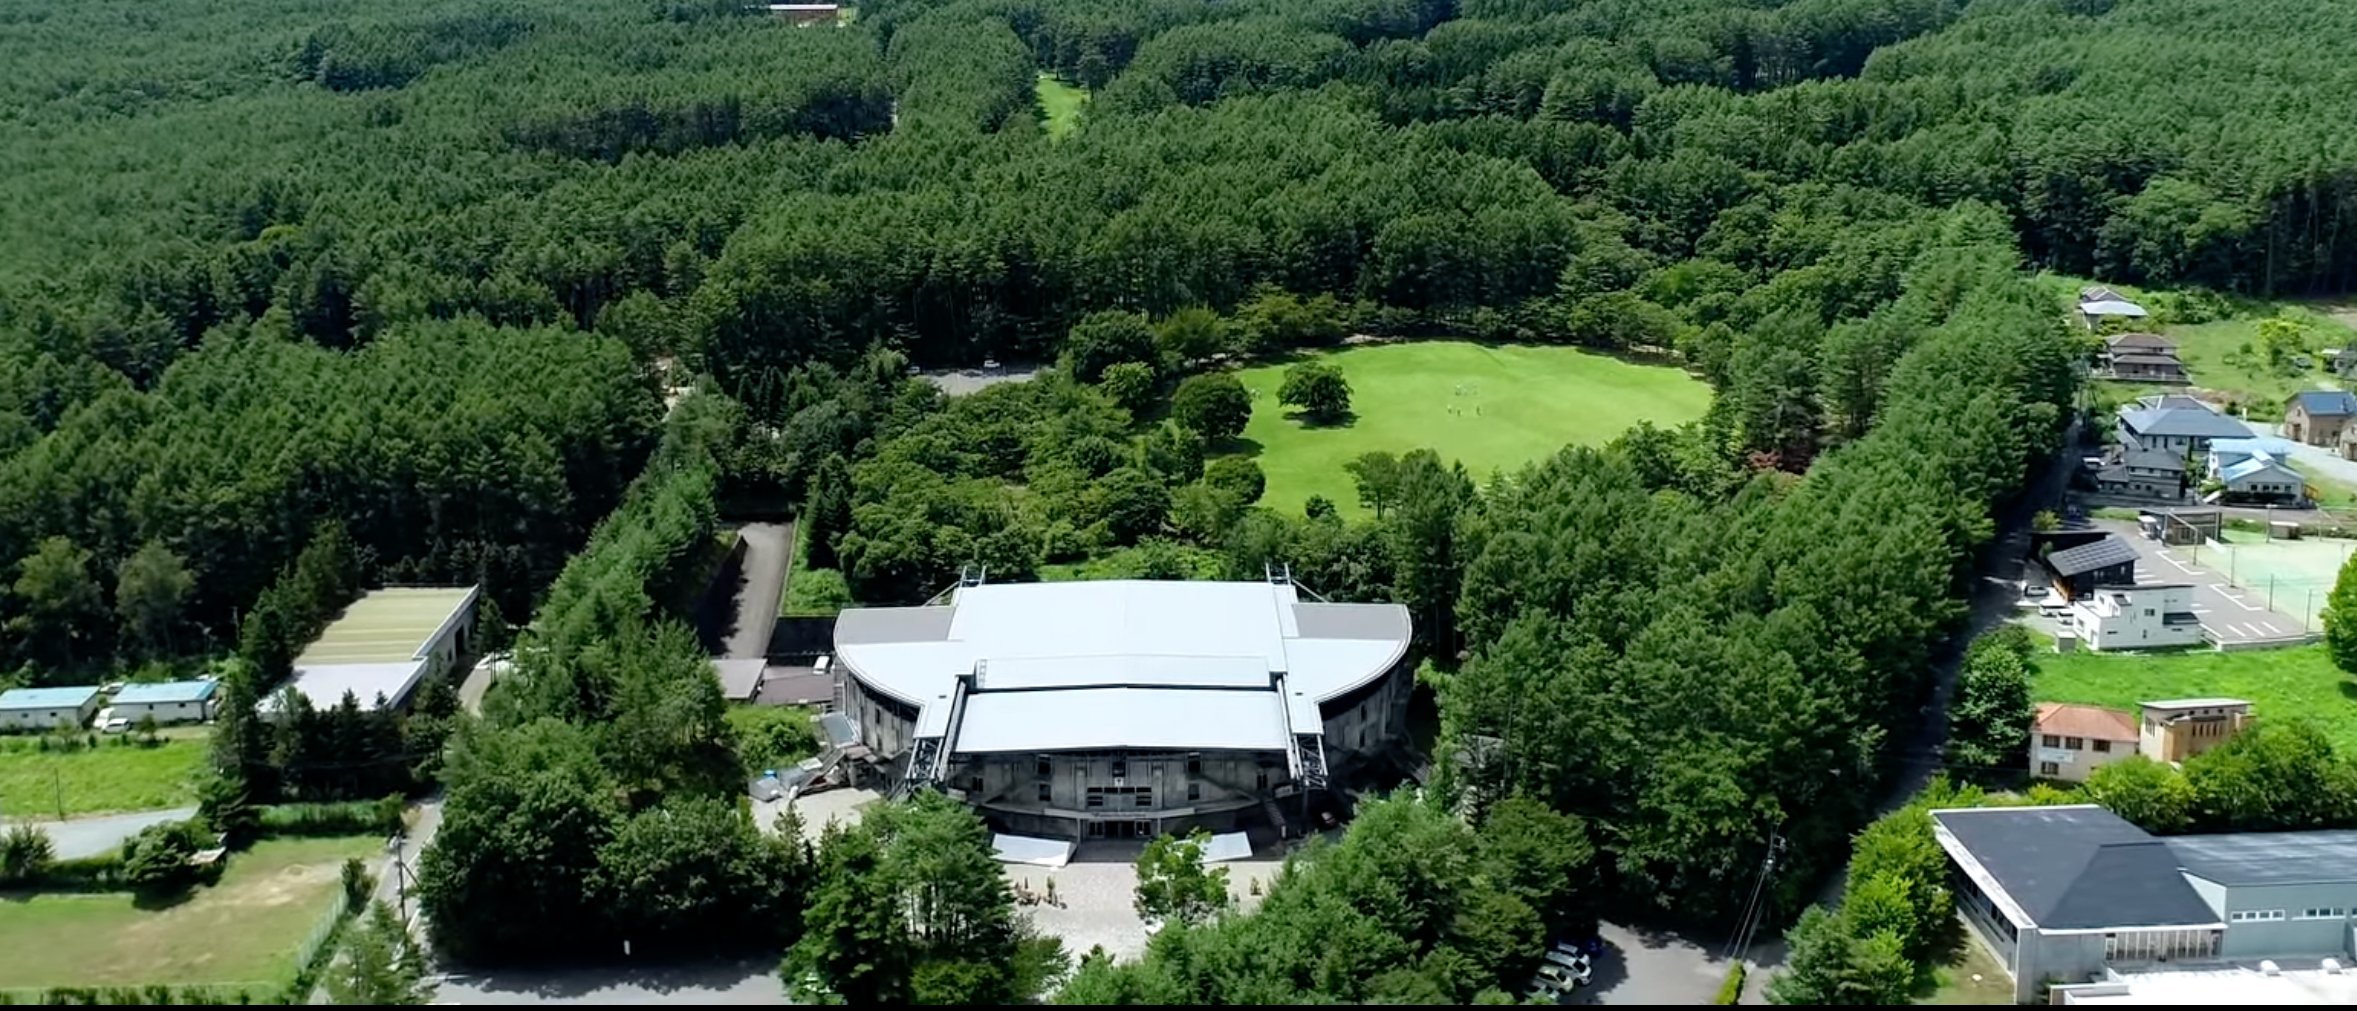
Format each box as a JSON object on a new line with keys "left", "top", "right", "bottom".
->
{"left": 2121, "top": 405, "right": 2253, "bottom": 440}
{"left": 1935, "top": 806, "right": 2220, "bottom": 930}
{"left": 2170, "top": 830, "right": 2357, "bottom": 887}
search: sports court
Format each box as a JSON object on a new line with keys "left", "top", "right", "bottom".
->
{"left": 2090, "top": 520, "right": 2311, "bottom": 643}
{"left": 2171, "top": 529, "right": 2353, "bottom": 628}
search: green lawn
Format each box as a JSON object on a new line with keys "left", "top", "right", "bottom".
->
{"left": 1231, "top": 342, "right": 1711, "bottom": 516}
{"left": 0, "top": 732, "right": 208, "bottom": 818}
{"left": 1917, "top": 932, "right": 2014, "bottom": 1005}
{"left": 1035, "top": 73, "right": 1087, "bottom": 139}
{"left": 0, "top": 834, "right": 377, "bottom": 991}
{"left": 2161, "top": 312, "right": 2351, "bottom": 418}
{"left": 2034, "top": 643, "right": 2357, "bottom": 752}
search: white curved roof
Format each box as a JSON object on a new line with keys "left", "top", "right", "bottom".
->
{"left": 833, "top": 580, "right": 1410, "bottom": 753}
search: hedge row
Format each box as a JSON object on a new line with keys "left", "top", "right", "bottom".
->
{"left": 255, "top": 798, "right": 403, "bottom": 839}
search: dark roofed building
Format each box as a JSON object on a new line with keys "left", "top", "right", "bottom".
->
{"left": 2041, "top": 536, "right": 2139, "bottom": 599}
{"left": 2106, "top": 351, "right": 2188, "bottom": 383}
{"left": 2094, "top": 448, "right": 2187, "bottom": 500}
{"left": 2105, "top": 332, "right": 2175, "bottom": 352}
{"left": 1935, "top": 805, "right": 2357, "bottom": 1002}
{"left": 2117, "top": 395, "right": 2250, "bottom": 455}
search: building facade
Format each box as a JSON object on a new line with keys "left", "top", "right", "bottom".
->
{"left": 833, "top": 579, "right": 1412, "bottom": 839}
{"left": 2139, "top": 699, "right": 2253, "bottom": 764}
{"left": 106, "top": 680, "right": 217, "bottom": 725}
{"left": 2285, "top": 390, "right": 2357, "bottom": 447}
{"left": 2068, "top": 584, "right": 2202, "bottom": 651}
{"left": 2031, "top": 703, "right": 2140, "bottom": 783}
{"left": 1934, "top": 806, "right": 2357, "bottom": 1003}
{"left": 0, "top": 686, "right": 101, "bottom": 731}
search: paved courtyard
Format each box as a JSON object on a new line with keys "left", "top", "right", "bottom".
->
{"left": 1002, "top": 838, "right": 1287, "bottom": 962}
{"left": 2089, "top": 520, "right": 2309, "bottom": 643}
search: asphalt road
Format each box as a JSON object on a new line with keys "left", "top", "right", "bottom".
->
{"left": 7, "top": 805, "right": 197, "bottom": 860}
{"left": 2254, "top": 422, "right": 2357, "bottom": 487}
{"left": 722, "top": 522, "right": 790, "bottom": 660}
{"left": 432, "top": 956, "right": 787, "bottom": 1005}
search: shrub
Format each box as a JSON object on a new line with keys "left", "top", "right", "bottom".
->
{"left": 40, "top": 851, "right": 127, "bottom": 892}
{"left": 257, "top": 797, "right": 404, "bottom": 838}
{"left": 0, "top": 825, "right": 53, "bottom": 886}
{"left": 120, "top": 822, "right": 203, "bottom": 898}
{"left": 341, "top": 857, "right": 374, "bottom": 910}
{"left": 1714, "top": 962, "right": 1745, "bottom": 1004}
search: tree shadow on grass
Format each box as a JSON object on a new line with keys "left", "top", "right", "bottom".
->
{"left": 2340, "top": 680, "right": 2357, "bottom": 702}
{"left": 1218, "top": 436, "right": 1267, "bottom": 460}
{"left": 1282, "top": 409, "right": 1357, "bottom": 429}
{"left": 131, "top": 887, "right": 196, "bottom": 912}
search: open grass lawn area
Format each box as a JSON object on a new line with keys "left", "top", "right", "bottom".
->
{"left": 2162, "top": 313, "right": 2352, "bottom": 417}
{"left": 2034, "top": 642, "right": 2357, "bottom": 752}
{"left": 0, "top": 834, "right": 376, "bottom": 991}
{"left": 1035, "top": 73, "right": 1087, "bottom": 139}
{"left": 0, "top": 732, "right": 208, "bottom": 818}
{"left": 1232, "top": 342, "right": 1711, "bottom": 516}
{"left": 1917, "top": 931, "right": 2014, "bottom": 1005}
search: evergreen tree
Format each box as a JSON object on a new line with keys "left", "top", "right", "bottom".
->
{"left": 115, "top": 541, "right": 194, "bottom": 660}
{"left": 2324, "top": 547, "right": 2357, "bottom": 676}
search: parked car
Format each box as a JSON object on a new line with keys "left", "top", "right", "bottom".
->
{"left": 2022, "top": 584, "right": 2049, "bottom": 600}
{"left": 1535, "top": 963, "right": 1585, "bottom": 990}
{"left": 99, "top": 717, "right": 131, "bottom": 734}
{"left": 1542, "top": 950, "right": 1595, "bottom": 986}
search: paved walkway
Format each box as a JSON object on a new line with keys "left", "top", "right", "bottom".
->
{"left": 722, "top": 522, "right": 790, "bottom": 660}
{"left": 6, "top": 805, "right": 196, "bottom": 860}
{"left": 432, "top": 956, "right": 786, "bottom": 1005}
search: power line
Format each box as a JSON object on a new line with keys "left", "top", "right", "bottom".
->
{"left": 1723, "top": 829, "right": 1787, "bottom": 967}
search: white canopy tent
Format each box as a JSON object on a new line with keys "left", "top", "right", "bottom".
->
{"left": 2080, "top": 298, "right": 2148, "bottom": 318}
{"left": 992, "top": 833, "right": 1076, "bottom": 868}
{"left": 1201, "top": 831, "right": 1254, "bottom": 863}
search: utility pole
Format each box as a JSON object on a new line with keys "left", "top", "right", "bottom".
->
{"left": 1724, "top": 829, "right": 1788, "bottom": 967}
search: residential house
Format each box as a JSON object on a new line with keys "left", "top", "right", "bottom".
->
{"left": 2284, "top": 390, "right": 2357, "bottom": 447}
{"left": 105, "top": 680, "right": 217, "bottom": 725}
{"left": 2117, "top": 395, "right": 2252, "bottom": 456}
{"left": 1934, "top": 805, "right": 2357, "bottom": 1003}
{"left": 2207, "top": 437, "right": 2298, "bottom": 478}
{"left": 2139, "top": 698, "right": 2254, "bottom": 765}
{"left": 2094, "top": 449, "right": 2186, "bottom": 500}
{"left": 2079, "top": 286, "right": 2150, "bottom": 328}
{"left": 2066, "top": 584, "right": 2202, "bottom": 652}
{"left": 2099, "top": 333, "right": 2189, "bottom": 383}
{"left": 2037, "top": 534, "right": 2140, "bottom": 600}
{"left": 0, "top": 685, "right": 101, "bottom": 731}
{"left": 2031, "top": 703, "right": 2140, "bottom": 782}
{"left": 2218, "top": 453, "right": 2304, "bottom": 504}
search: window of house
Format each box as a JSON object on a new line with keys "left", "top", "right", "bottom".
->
{"left": 1135, "top": 791, "right": 1153, "bottom": 808}
{"left": 2042, "top": 734, "right": 2061, "bottom": 748}
{"left": 1036, "top": 782, "right": 1051, "bottom": 803}
{"left": 968, "top": 775, "right": 982, "bottom": 792}
{"left": 2039, "top": 761, "right": 2060, "bottom": 776}
{"left": 2064, "top": 737, "right": 2084, "bottom": 749}
{"left": 2144, "top": 608, "right": 2155, "bottom": 617}
{"left": 1187, "top": 782, "right": 1201, "bottom": 802}
{"left": 1085, "top": 792, "right": 1104, "bottom": 809}
{"left": 1036, "top": 756, "right": 1050, "bottom": 779}
{"left": 2092, "top": 739, "right": 2111, "bottom": 753}
{"left": 1186, "top": 755, "right": 1201, "bottom": 777}
{"left": 1111, "top": 758, "right": 1127, "bottom": 779}
{"left": 1256, "top": 767, "right": 1269, "bottom": 790}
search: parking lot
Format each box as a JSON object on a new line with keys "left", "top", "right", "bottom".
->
{"left": 2085, "top": 521, "right": 2308, "bottom": 644}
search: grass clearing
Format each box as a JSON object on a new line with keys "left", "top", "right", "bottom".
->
{"left": 2034, "top": 642, "right": 2357, "bottom": 752}
{"left": 0, "top": 834, "right": 377, "bottom": 991}
{"left": 1231, "top": 341, "right": 1711, "bottom": 516}
{"left": 1036, "top": 73, "right": 1087, "bottom": 139}
{"left": 1917, "top": 930, "right": 2014, "bottom": 1005}
{"left": 0, "top": 732, "right": 209, "bottom": 818}
{"left": 2160, "top": 312, "right": 2351, "bottom": 416}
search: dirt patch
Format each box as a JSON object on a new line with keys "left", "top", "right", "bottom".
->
{"left": 227, "top": 861, "right": 342, "bottom": 908}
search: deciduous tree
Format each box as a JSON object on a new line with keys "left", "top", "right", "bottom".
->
{"left": 1277, "top": 361, "right": 1352, "bottom": 424}
{"left": 1134, "top": 830, "right": 1231, "bottom": 926}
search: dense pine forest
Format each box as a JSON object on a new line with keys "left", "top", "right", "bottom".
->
{"left": 4, "top": 0, "right": 2355, "bottom": 1000}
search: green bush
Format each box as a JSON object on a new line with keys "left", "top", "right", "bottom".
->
{"left": 0, "top": 825, "right": 52, "bottom": 886}
{"left": 39, "top": 852, "right": 127, "bottom": 892}
{"left": 256, "top": 797, "right": 403, "bottom": 838}
{"left": 1714, "top": 962, "right": 1746, "bottom": 1004}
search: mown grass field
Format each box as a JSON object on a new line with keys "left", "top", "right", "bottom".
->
{"left": 0, "top": 730, "right": 208, "bottom": 818}
{"left": 0, "top": 834, "right": 377, "bottom": 992}
{"left": 1035, "top": 73, "right": 1087, "bottom": 139}
{"left": 2033, "top": 642, "right": 2357, "bottom": 753}
{"left": 1231, "top": 342, "right": 1712, "bottom": 515}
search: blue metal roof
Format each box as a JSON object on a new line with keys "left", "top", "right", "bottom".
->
{"left": 111, "top": 680, "right": 218, "bottom": 705}
{"left": 2222, "top": 456, "right": 2297, "bottom": 483}
{"left": 2293, "top": 389, "right": 2357, "bottom": 418}
{"left": 0, "top": 685, "right": 100, "bottom": 710}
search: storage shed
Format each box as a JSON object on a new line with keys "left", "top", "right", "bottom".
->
{"left": 0, "top": 685, "right": 101, "bottom": 731}
{"left": 108, "top": 680, "right": 218, "bottom": 725}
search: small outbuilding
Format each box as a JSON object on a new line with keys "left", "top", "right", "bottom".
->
{"left": 2039, "top": 535, "right": 2140, "bottom": 600}
{"left": 712, "top": 659, "right": 767, "bottom": 704}
{"left": 2284, "top": 389, "right": 2357, "bottom": 448}
{"left": 107, "top": 680, "right": 218, "bottom": 725}
{"left": 0, "top": 685, "right": 102, "bottom": 731}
